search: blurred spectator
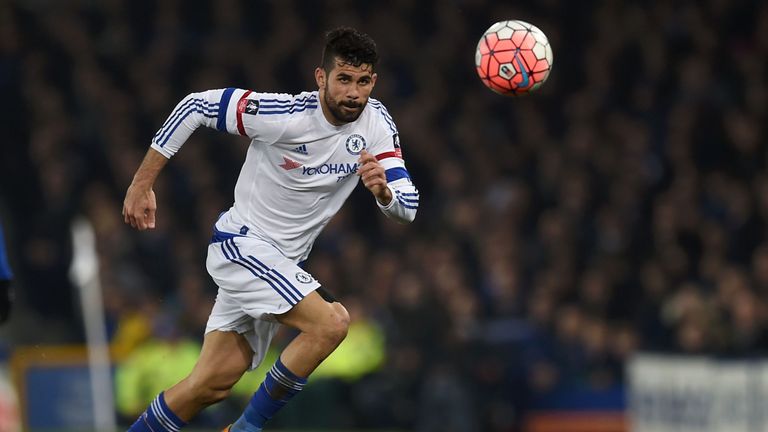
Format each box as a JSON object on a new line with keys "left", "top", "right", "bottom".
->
{"left": 0, "top": 222, "right": 13, "bottom": 324}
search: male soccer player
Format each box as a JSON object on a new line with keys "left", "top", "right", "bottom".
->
{"left": 122, "top": 27, "right": 418, "bottom": 431}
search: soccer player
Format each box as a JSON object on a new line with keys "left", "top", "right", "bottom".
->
{"left": 122, "top": 27, "right": 418, "bottom": 432}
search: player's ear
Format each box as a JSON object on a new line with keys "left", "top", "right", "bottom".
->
{"left": 315, "top": 67, "right": 326, "bottom": 89}
{"left": 371, "top": 72, "right": 377, "bottom": 88}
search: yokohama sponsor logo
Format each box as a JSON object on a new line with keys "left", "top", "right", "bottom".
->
{"left": 302, "top": 163, "right": 358, "bottom": 176}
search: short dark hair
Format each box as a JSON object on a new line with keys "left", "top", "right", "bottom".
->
{"left": 321, "top": 27, "right": 379, "bottom": 73}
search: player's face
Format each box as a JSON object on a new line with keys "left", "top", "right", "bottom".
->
{"left": 316, "top": 59, "right": 377, "bottom": 125}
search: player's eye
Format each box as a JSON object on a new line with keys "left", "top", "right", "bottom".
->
{"left": 338, "top": 76, "right": 351, "bottom": 83}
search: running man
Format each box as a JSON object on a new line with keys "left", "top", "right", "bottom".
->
{"left": 122, "top": 27, "right": 418, "bottom": 432}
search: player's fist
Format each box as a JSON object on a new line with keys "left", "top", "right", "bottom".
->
{"left": 357, "top": 150, "right": 392, "bottom": 205}
{"left": 122, "top": 185, "right": 157, "bottom": 231}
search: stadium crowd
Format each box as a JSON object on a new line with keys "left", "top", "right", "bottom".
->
{"left": 2, "top": 0, "right": 768, "bottom": 430}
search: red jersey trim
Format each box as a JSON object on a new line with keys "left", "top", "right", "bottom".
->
{"left": 375, "top": 150, "right": 402, "bottom": 161}
{"left": 236, "top": 90, "right": 253, "bottom": 136}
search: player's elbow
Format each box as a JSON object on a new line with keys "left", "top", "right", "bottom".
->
{"left": 406, "top": 208, "right": 417, "bottom": 223}
{"left": 396, "top": 208, "right": 417, "bottom": 224}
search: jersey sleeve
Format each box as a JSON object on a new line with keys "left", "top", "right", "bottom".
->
{"left": 150, "top": 88, "right": 291, "bottom": 158}
{"left": 368, "top": 102, "right": 419, "bottom": 224}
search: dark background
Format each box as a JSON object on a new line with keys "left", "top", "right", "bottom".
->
{"left": 2, "top": 0, "right": 768, "bottom": 430}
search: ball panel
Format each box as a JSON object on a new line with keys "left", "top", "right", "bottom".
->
{"left": 489, "top": 75, "right": 513, "bottom": 91}
{"left": 533, "top": 71, "right": 550, "bottom": 82}
{"left": 507, "top": 20, "right": 528, "bottom": 31}
{"left": 520, "top": 50, "right": 537, "bottom": 70}
{"left": 533, "top": 58, "right": 550, "bottom": 72}
{"left": 484, "top": 33, "right": 500, "bottom": 50}
{"left": 520, "top": 33, "right": 536, "bottom": 50}
{"left": 545, "top": 43, "right": 553, "bottom": 66}
{"left": 496, "top": 27, "right": 513, "bottom": 40}
{"left": 479, "top": 53, "right": 491, "bottom": 77}
{"left": 494, "top": 39, "right": 517, "bottom": 52}
{"left": 531, "top": 31, "right": 548, "bottom": 45}
{"left": 511, "top": 30, "right": 527, "bottom": 47}
{"left": 488, "top": 56, "right": 501, "bottom": 78}
{"left": 498, "top": 62, "right": 516, "bottom": 80}
{"left": 486, "top": 79, "right": 509, "bottom": 94}
{"left": 493, "top": 50, "right": 516, "bottom": 64}
{"left": 477, "top": 38, "right": 492, "bottom": 55}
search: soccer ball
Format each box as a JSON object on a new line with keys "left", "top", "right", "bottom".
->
{"left": 475, "top": 20, "right": 553, "bottom": 96}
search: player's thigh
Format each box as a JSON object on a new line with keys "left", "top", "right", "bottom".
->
{"left": 275, "top": 290, "right": 349, "bottom": 333}
{"left": 189, "top": 329, "right": 252, "bottom": 387}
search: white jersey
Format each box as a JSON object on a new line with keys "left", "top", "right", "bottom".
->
{"left": 150, "top": 88, "right": 418, "bottom": 262}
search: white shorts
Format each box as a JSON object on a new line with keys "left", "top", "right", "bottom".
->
{"left": 205, "top": 234, "right": 320, "bottom": 370}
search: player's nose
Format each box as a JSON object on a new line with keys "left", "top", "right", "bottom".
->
{"left": 346, "top": 86, "right": 360, "bottom": 99}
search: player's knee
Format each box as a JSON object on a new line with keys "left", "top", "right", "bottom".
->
{"left": 321, "top": 303, "right": 350, "bottom": 345}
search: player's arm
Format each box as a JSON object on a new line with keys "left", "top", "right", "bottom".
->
{"left": 149, "top": 88, "right": 259, "bottom": 158}
{"left": 124, "top": 88, "right": 282, "bottom": 231}
{"left": 124, "top": 88, "right": 227, "bottom": 231}
{"left": 123, "top": 88, "right": 225, "bottom": 230}
{"left": 358, "top": 149, "right": 418, "bottom": 224}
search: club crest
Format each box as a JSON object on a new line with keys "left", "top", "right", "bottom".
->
{"left": 345, "top": 134, "right": 367, "bottom": 155}
{"left": 295, "top": 272, "right": 313, "bottom": 284}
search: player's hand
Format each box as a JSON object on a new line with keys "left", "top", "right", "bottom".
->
{"left": 357, "top": 150, "right": 392, "bottom": 205}
{"left": 122, "top": 184, "right": 157, "bottom": 230}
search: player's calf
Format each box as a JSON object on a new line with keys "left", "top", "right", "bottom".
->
{"left": 126, "top": 374, "right": 240, "bottom": 432}
{"left": 126, "top": 330, "right": 252, "bottom": 431}
{"left": 229, "top": 356, "right": 308, "bottom": 432}
{"left": 229, "top": 294, "right": 350, "bottom": 431}
{"left": 182, "top": 374, "right": 235, "bottom": 407}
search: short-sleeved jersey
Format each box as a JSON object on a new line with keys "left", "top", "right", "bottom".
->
{"left": 150, "top": 89, "right": 418, "bottom": 262}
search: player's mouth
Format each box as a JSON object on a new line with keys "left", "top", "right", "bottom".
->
{"left": 341, "top": 103, "right": 362, "bottom": 111}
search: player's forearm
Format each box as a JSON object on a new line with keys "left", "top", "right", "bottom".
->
{"left": 130, "top": 148, "right": 169, "bottom": 188}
